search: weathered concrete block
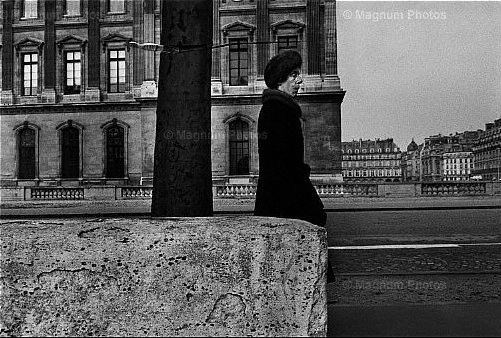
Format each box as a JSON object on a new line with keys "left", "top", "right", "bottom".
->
{"left": 0, "top": 217, "right": 327, "bottom": 336}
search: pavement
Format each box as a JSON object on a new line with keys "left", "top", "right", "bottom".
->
{"left": 2, "top": 196, "right": 501, "bottom": 336}
{"left": 1, "top": 195, "right": 500, "bottom": 217}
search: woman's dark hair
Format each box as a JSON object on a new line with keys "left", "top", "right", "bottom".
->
{"left": 264, "top": 50, "right": 302, "bottom": 89}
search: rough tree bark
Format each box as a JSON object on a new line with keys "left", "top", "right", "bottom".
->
{"left": 152, "top": 0, "right": 213, "bottom": 217}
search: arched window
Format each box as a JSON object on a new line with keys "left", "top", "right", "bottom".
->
{"left": 18, "top": 128, "right": 36, "bottom": 179}
{"left": 61, "top": 126, "right": 80, "bottom": 178}
{"left": 105, "top": 124, "right": 125, "bottom": 178}
{"left": 229, "top": 119, "right": 249, "bottom": 175}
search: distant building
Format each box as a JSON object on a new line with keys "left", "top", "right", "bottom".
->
{"left": 401, "top": 139, "right": 422, "bottom": 182}
{"left": 472, "top": 118, "right": 501, "bottom": 181}
{"left": 442, "top": 151, "right": 474, "bottom": 181}
{"left": 421, "top": 131, "right": 479, "bottom": 182}
{"left": 341, "top": 138, "right": 402, "bottom": 182}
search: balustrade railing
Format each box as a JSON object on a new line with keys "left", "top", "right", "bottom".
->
{"left": 314, "top": 184, "right": 379, "bottom": 197}
{"left": 215, "top": 184, "right": 256, "bottom": 198}
{"left": 421, "top": 182, "right": 487, "bottom": 196}
{"left": 5, "top": 181, "right": 497, "bottom": 202}
{"left": 31, "top": 187, "right": 84, "bottom": 200}
{"left": 121, "top": 186, "right": 153, "bottom": 199}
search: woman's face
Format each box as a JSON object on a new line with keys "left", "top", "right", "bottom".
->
{"left": 278, "top": 67, "right": 303, "bottom": 97}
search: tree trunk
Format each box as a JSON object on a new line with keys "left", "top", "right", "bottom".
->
{"left": 152, "top": 0, "right": 213, "bottom": 217}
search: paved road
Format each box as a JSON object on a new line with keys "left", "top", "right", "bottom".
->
{"left": 326, "top": 208, "right": 501, "bottom": 246}
{"left": 329, "top": 303, "right": 501, "bottom": 337}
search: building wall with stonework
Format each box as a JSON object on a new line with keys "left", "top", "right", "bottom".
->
{"left": 472, "top": 119, "right": 501, "bottom": 181}
{"left": 1, "top": 0, "right": 344, "bottom": 187}
{"left": 341, "top": 138, "right": 402, "bottom": 183}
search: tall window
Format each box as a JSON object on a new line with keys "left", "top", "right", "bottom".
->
{"left": 22, "top": 0, "right": 38, "bottom": 18}
{"left": 18, "top": 128, "right": 36, "bottom": 179}
{"left": 108, "top": 49, "right": 126, "bottom": 93}
{"left": 277, "top": 36, "right": 298, "bottom": 53}
{"left": 229, "top": 38, "right": 248, "bottom": 86}
{"left": 65, "top": 51, "right": 81, "bottom": 94}
{"left": 106, "top": 125, "right": 125, "bottom": 178}
{"left": 109, "top": 0, "right": 125, "bottom": 13}
{"left": 65, "top": 0, "right": 81, "bottom": 16}
{"left": 62, "top": 127, "right": 80, "bottom": 178}
{"left": 229, "top": 119, "right": 250, "bottom": 175}
{"left": 22, "top": 53, "right": 38, "bottom": 96}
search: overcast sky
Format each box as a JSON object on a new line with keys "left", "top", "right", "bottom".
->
{"left": 336, "top": 0, "right": 501, "bottom": 149}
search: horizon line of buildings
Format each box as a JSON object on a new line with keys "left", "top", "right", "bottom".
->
{"left": 342, "top": 118, "right": 501, "bottom": 183}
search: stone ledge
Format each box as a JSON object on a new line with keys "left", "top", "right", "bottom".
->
{"left": 0, "top": 216, "right": 327, "bottom": 337}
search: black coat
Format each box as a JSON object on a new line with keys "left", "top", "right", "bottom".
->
{"left": 254, "top": 89, "right": 327, "bottom": 227}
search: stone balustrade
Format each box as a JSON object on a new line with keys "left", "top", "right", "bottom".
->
{"left": 1, "top": 182, "right": 500, "bottom": 202}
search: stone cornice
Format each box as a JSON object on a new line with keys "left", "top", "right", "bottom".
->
{"left": 0, "top": 102, "right": 142, "bottom": 115}
{"left": 1, "top": 92, "right": 346, "bottom": 113}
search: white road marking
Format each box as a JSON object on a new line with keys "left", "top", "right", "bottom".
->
{"left": 328, "top": 243, "right": 501, "bottom": 250}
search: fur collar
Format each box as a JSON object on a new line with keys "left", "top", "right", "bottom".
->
{"left": 262, "top": 89, "right": 302, "bottom": 117}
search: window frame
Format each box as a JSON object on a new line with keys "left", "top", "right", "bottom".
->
{"left": 228, "top": 118, "right": 250, "bottom": 175}
{"left": 64, "top": 0, "right": 82, "bottom": 16}
{"left": 101, "top": 119, "right": 130, "bottom": 180}
{"left": 107, "top": 49, "right": 127, "bottom": 93}
{"left": 102, "top": 33, "right": 131, "bottom": 95}
{"left": 21, "top": 0, "right": 38, "bottom": 19}
{"left": 21, "top": 52, "right": 39, "bottom": 96}
{"left": 108, "top": 0, "right": 126, "bottom": 14}
{"left": 64, "top": 50, "right": 82, "bottom": 95}
{"left": 13, "top": 122, "right": 40, "bottom": 181}
{"left": 57, "top": 35, "right": 87, "bottom": 99}
{"left": 228, "top": 38, "right": 249, "bottom": 86}
{"left": 277, "top": 35, "right": 299, "bottom": 54}
{"left": 56, "top": 120, "right": 84, "bottom": 180}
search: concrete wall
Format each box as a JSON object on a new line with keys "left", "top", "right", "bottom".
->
{"left": 0, "top": 217, "right": 328, "bottom": 337}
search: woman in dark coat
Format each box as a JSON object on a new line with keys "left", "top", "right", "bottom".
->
{"left": 254, "top": 50, "right": 327, "bottom": 227}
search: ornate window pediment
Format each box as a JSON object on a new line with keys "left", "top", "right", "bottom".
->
{"left": 102, "top": 33, "right": 131, "bottom": 44}
{"left": 56, "top": 119, "right": 85, "bottom": 131}
{"left": 270, "top": 20, "right": 305, "bottom": 35}
{"left": 102, "top": 33, "right": 132, "bottom": 51}
{"left": 57, "top": 35, "right": 87, "bottom": 52}
{"left": 222, "top": 21, "right": 256, "bottom": 42}
{"left": 14, "top": 37, "right": 44, "bottom": 52}
{"left": 223, "top": 112, "right": 255, "bottom": 125}
{"left": 100, "top": 118, "right": 130, "bottom": 130}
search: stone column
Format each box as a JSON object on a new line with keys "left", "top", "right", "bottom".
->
{"left": 306, "top": 0, "right": 321, "bottom": 75}
{"left": 139, "top": 0, "right": 157, "bottom": 98}
{"left": 211, "top": 0, "right": 223, "bottom": 95}
{"left": 86, "top": 0, "right": 101, "bottom": 101}
{"left": 42, "top": 0, "right": 56, "bottom": 103}
{"left": 256, "top": 0, "right": 269, "bottom": 77}
{"left": 323, "top": 0, "right": 341, "bottom": 89}
{"left": 1, "top": 0, "right": 14, "bottom": 104}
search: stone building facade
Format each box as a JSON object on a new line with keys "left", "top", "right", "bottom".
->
{"left": 401, "top": 139, "right": 422, "bottom": 182}
{"left": 472, "top": 118, "right": 501, "bottom": 181}
{"left": 341, "top": 138, "right": 402, "bottom": 182}
{"left": 0, "top": 0, "right": 344, "bottom": 187}
{"left": 421, "top": 131, "right": 479, "bottom": 182}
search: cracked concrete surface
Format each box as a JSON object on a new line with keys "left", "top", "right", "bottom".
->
{"left": 0, "top": 216, "right": 327, "bottom": 336}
